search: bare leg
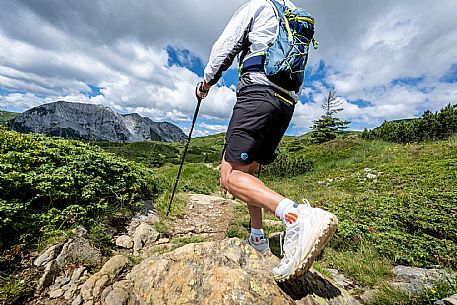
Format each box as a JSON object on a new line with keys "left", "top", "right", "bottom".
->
{"left": 220, "top": 156, "right": 284, "bottom": 214}
{"left": 246, "top": 163, "right": 263, "bottom": 230}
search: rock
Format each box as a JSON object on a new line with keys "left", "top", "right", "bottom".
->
{"left": 72, "top": 226, "right": 88, "bottom": 237}
{"left": 55, "top": 275, "right": 71, "bottom": 286}
{"left": 103, "top": 287, "right": 130, "bottom": 305}
{"left": 327, "top": 269, "right": 357, "bottom": 290}
{"left": 72, "top": 294, "right": 83, "bottom": 305}
{"left": 130, "top": 200, "right": 159, "bottom": 225}
{"left": 36, "top": 260, "right": 59, "bottom": 293}
{"left": 436, "top": 294, "right": 457, "bottom": 305}
{"left": 56, "top": 237, "right": 103, "bottom": 268}
{"left": 34, "top": 244, "right": 63, "bottom": 267}
{"left": 8, "top": 101, "right": 186, "bottom": 143}
{"left": 366, "top": 173, "right": 377, "bottom": 179}
{"left": 108, "top": 238, "right": 359, "bottom": 305}
{"left": 133, "top": 223, "right": 159, "bottom": 254}
{"left": 72, "top": 266, "right": 87, "bottom": 282}
{"left": 359, "top": 289, "right": 377, "bottom": 303}
{"left": 101, "top": 286, "right": 113, "bottom": 301}
{"left": 116, "top": 235, "right": 134, "bottom": 249}
{"left": 156, "top": 238, "right": 170, "bottom": 245}
{"left": 80, "top": 255, "right": 128, "bottom": 302}
{"left": 392, "top": 266, "right": 456, "bottom": 294}
{"left": 263, "top": 219, "right": 284, "bottom": 227}
{"left": 48, "top": 288, "right": 64, "bottom": 299}
{"left": 64, "top": 267, "right": 87, "bottom": 300}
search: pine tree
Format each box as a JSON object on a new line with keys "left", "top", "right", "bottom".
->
{"left": 311, "top": 89, "right": 350, "bottom": 144}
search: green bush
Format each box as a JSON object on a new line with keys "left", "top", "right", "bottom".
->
{"left": 262, "top": 154, "right": 313, "bottom": 178}
{"left": 0, "top": 129, "right": 162, "bottom": 253}
{"left": 362, "top": 104, "right": 457, "bottom": 143}
{"left": 95, "top": 141, "right": 180, "bottom": 167}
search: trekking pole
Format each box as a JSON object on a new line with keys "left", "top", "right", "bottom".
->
{"left": 167, "top": 89, "right": 203, "bottom": 216}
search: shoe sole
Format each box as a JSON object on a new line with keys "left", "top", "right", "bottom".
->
{"left": 274, "top": 212, "right": 338, "bottom": 282}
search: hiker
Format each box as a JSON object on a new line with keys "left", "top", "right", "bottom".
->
{"left": 196, "top": 0, "right": 338, "bottom": 281}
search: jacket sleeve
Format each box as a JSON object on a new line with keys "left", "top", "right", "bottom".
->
{"left": 203, "top": 3, "right": 255, "bottom": 86}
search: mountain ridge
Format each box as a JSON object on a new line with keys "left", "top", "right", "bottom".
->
{"left": 8, "top": 101, "right": 186, "bottom": 143}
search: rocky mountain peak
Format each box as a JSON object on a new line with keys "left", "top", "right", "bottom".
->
{"left": 8, "top": 101, "right": 187, "bottom": 142}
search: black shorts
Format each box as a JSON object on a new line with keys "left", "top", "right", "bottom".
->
{"left": 224, "top": 85, "right": 294, "bottom": 165}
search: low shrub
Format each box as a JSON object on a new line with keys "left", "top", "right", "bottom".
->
{"left": 263, "top": 154, "right": 313, "bottom": 178}
{"left": 0, "top": 129, "right": 162, "bottom": 255}
{"left": 362, "top": 104, "right": 457, "bottom": 143}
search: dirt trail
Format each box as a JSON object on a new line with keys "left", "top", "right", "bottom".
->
{"left": 170, "top": 194, "right": 236, "bottom": 241}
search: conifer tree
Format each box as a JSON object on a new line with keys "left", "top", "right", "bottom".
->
{"left": 311, "top": 89, "right": 350, "bottom": 143}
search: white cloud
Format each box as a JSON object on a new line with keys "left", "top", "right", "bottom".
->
{"left": 198, "top": 123, "right": 227, "bottom": 133}
{"left": 0, "top": 0, "right": 456, "bottom": 135}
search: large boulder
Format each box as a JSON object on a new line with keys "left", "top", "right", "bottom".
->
{"left": 105, "top": 238, "right": 360, "bottom": 305}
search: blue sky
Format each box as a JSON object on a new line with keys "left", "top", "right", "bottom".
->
{"left": 0, "top": 0, "right": 456, "bottom": 137}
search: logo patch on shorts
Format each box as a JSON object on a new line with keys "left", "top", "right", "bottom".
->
{"left": 240, "top": 152, "right": 249, "bottom": 161}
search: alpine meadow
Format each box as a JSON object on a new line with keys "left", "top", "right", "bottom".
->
{"left": 1, "top": 0, "right": 457, "bottom": 304}
{"left": 1, "top": 103, "right": 456, "bottom": 304}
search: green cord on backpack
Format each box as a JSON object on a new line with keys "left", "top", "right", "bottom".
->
{"left": 239, "top": 0, "right": 318, "bottom": 93}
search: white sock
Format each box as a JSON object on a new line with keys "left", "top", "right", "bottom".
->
{"left": 275, "top": 198, "right": 299, "bottom": 224}
{"left": 250, "top": 228, "right": 265, "bottom": 243}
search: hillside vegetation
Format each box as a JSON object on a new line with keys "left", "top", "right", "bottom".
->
{"left": 362, "top": 104, "right": 457, "bottom": 143}
{"left": 0, "top": 128, "right": 163, "bottom": 287}
{"left": 0, "top": 111, "right": 18, "bottom": 125}
{"left": 1, "top": 111, "right": 456, "bottom": 304}
{"left": 96, "top": 133, "right": 225, "bottom": 167}
{"left": 99, "top": 129, "right": 457, "bottom": 269}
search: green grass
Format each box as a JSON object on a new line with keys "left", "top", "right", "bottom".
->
{"left": 0, "top": 274, "right": 34, "bottom": 305}
{"left": 102, "top": 132, "right": 456, "bottom": 271}
{"left": 171, "top": 236, "right": 208, "bottom": 248}
{"left": 263, "top": 139, "right": 457, "bottom": 269}
{"left": 0, "top": 111, "right": 18, "bottom": 125}
{"left": 2, "top": 128, "right": 451, "bottom": 302}
{"left": 369, "top": 278, "right": 457, "bottom": 305}
{"left": 213, "top": 135, "right": 456, "bottom": 294}
{"left": 322, "top": 243, "right": 394, "bottom": 288}
{"left": 95, "top": 132, "right": 225, "bottom": 168}
{"left": 153, "top": 163, "right": 220, "bottom": 216}
{"left": 154, "top": 220, "right": 172, "bottom": 238}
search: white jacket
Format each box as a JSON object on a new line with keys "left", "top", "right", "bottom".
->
{"left": 203, "top": 0, "right": 298, "bottom": 101}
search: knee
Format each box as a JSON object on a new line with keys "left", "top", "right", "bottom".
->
{"left": 224, "top": 171, "right": 251, "bottom": 193}
{"left": 221, "top": 171, "right": 237, "bottom": 193}
{"left": 220, "top": 172, "right": 230, "bottom": 191}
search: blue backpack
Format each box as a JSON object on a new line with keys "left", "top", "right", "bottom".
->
{"left": 240, "top": 0, "right": 318, "bottom": 93}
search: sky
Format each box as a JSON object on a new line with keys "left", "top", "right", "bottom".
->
{"left": 0, "top": 0, "right": 456, "bottom": 136}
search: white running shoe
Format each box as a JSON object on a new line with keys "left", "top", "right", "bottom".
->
{"left": 272, "top": 204, "right": 338, "bottom": 281}
{"left": 242, "top": 236, "right": 270, "bottom": 255}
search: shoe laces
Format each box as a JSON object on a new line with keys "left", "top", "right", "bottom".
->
{"left": 280, "top": 231, "right": 284, "bottom": 257}
{"left": 302, "top": 199, "right": 311, "bottom": 207}
{"left": 279, "top": 202, "right": 315, "bottom": 266}
{"left": 279, "top": 222, "right": 301, "bottom": 264}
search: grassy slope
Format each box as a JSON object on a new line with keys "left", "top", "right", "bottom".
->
{"left": 0, "top": 110, "right": 18, "bottom": 125}
{"left": 96, "top": 133, "right": 225, "bottom": 167}
{"left": 96, "top": 131, "right": 457, "bottom": 302}
{"left": 112, "top": 131, "right": 456, "bottom": 269}
{"left": 266, "top": 137, "right": 457, "bottom": 269}
{"left": 2, "top": 129, "right": 455, "bottom": 303}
